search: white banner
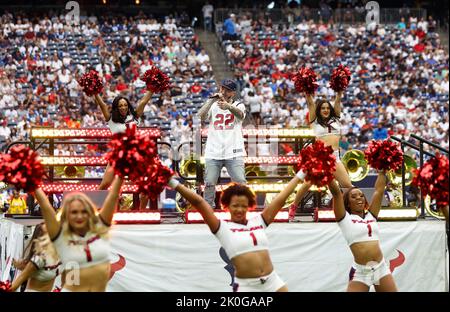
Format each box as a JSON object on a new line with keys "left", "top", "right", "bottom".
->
{"left": 0, "top": 219, "right": 24, "bottom": 282}
{"left": 106, "top": 220, "right": 447, "bottom": 292}
{"left": 0, "top": 218, "right": 447, "bottom": 291}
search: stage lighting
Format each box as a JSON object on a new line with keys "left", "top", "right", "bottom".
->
{"left": 314, "top": 207, "right": 419, "bottom": 222}
{"left": 377, "top": 208, "right": 419, "bottom": 221}
{"left": 267, "top": 1, "right": 275, "bottom": 9}
{"left": 201, "top": 183, "right": 326, "bottom": 193}
{"left": 313, "top": 209, "right": 336, "bottom": 222}
{"left": 185, "top": 211, "right": 288, "bottom": 223}
{"left": 201, "top": 128, "right": 315, "bottom": 138}
{"left": 102, "top": 0, "right": 107, "bottom": 4}
{"left": 245, "top": 156, "right": 300, "bottom": 165}
{"left": 113, "top": 211, "right": 161, "bottom": 224}
{"left": 135, "top": 0, "right": 140, "bottom": 4}
{"left": 31, "top": 127, "right": 160, "bottom": 139}
{"left": 40, "top": 156, "right": 108, "bottom": 166}
{"left": 40, "top": 183, "right": 139, "bottom": 193}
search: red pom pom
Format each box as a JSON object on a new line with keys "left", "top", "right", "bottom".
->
{"left": 412, "top": 153, "right": 449, "bottom": 207}
{"left": 329, "top": 64, "right": 351, "bottom": 92}
{"left": 105, "top": 124, "right": 157, "bottom": 180}
{"left": 52, "top": 287, "right": 61, "bottom": 292}
{"left": 299, "top": 141, "right": 336, "bottom": 187}
{"left": 292, "top": 67, "right": 319, "bottom": 95}
{"left": 0, "top": 280, "right": 12, "bottom": 292}
{"left": 364, "top": 140, "right": 403, "bottom": 171}
{"left": 0, "top": 153, "right": 12, "bottom": 182}
{"left": 0, "top": 145, "right": 45, "bottom": 192}
{"left": 105, "top": 124, "right": 173, "bottom": 200}
{"left": 140, "top": 67, "right": 171, "bottom": 93}
{"left": 136, "top": 159, "right": 174, "bottom": 201}
{"left": 77, "top": 70, "right": 104, "bottom": 96}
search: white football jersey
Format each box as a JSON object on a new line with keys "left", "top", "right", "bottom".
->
{"left": 214, "top": 214, "right": 269, "bottom": 260}
{"left": 108, "top": 114, "right": 140, "bottom": 134}
{"left": 204, "top": 99, "right": 246, "bottom": 160}
{"left": 338, "top": 211, "right": 380, "bottom": 246}
{"left": 52, "top": 223, "right": 111, "bottom": 270}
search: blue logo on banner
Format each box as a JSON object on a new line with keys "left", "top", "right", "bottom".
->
{"left": 219, "top": 247, "right": 235, "bottom": 287}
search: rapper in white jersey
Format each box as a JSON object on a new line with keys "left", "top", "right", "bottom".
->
{"left": 93, "top": 91, "right": 153, "bottom": 208}
{"left": 328, "top": 172, "right": 398, "bottom": 292}
{"left": 198, "top": 79, "right": 246, "bottom": 208}
{"left": 166, "top": 169, "right": 307, "bottom": 292}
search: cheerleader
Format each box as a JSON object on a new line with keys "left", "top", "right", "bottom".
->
{"left": 93, "top": 91, "right": 152, "bottom": 191}
{"left": 11, "top": 223, "right": 61, "bottom": 292}
{"left": 328, "top": 172, "right": 398, "bottom": 292}
{"left": 168, "top": 170, "right": 307, "bottom": 292}
{"left": 32, "top": 175, "right": 123, "bottom": 291}
{"left": 289, "top": 91, "right": 353, "bottom": 221}
{"left": 93, "top": 91, "right": 153, "bottom": 208}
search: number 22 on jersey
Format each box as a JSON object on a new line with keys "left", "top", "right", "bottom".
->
{"left": 213, "top": 113, "right": 235, "bottom": 130}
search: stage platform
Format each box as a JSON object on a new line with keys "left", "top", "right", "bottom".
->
{"left": 1, "top": 216, "right": 448, "bottom": 292}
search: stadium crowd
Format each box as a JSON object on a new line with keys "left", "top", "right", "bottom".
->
{"left": 0, "top": 9, "right": 217, "bottom": 175}
{"left": 221, "top": 13, "right": 449, "bottom": 157}
{"left": 0, "top": 9, "right": 449, "bottom": 180}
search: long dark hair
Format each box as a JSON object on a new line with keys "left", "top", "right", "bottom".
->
{"left": 220, "top": 183, "right": 256, "bottom": 209}
{"left": 23, "top": 223, "right": 46, "bottom": 263}
{"left": 343, "top": 187, "right": 369, "bottom": 214}
{"left": 111, "top": 96, "right": 138, "bottom": 123}
{"left": 311, "top": 99, "right": 339, "bottom": 129}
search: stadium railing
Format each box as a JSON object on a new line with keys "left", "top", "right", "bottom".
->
{"left": 214, "top": 7, "right": 427, "bottom": 25}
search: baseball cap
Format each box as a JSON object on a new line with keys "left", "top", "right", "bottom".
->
{"left": 221, "top": 79, "right": 237, "bottom": 91}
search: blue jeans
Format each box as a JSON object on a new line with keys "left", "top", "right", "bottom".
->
{"left": 204, "top": 17, "right": 212, "bottom": 32}
{"left": 204, "top": 157, "right": 246, "bottom": 208}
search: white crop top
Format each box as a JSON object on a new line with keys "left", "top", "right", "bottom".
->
{"left": 107, "top": 114, "right": 140, "bottom": 134}
{"left": 30, "top": 253, "right": 61, "bottom": 282}
{"left": 338, "top": 211, "right": 380, "bottom": 246}
{"left": 311, "top": 119, "right": 341, "bottom": 137}
{"left": 214, "top": 214, "right": 269, "bottom": 260}
{"left": 51, "top": 222, "right": 110, "bottom": 269}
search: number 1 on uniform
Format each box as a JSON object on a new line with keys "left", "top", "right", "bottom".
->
{"left": 250, "top": 232, "right": 258, "bottom": 246}
{"left": 367, "top": 224, "right": 372, "bottom": 237}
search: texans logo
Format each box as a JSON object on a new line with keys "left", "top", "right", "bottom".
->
{"left": 219, "top": 248, "right": 235, "bottom": 286}
{"left": 219, "top": 248, "right": 407, "bottom": 289}
{"left": 109, "top": 254, "right": 126, "bottom": 280}
{"left": 389, "top": 249, "right": 405, "bottom": 273}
